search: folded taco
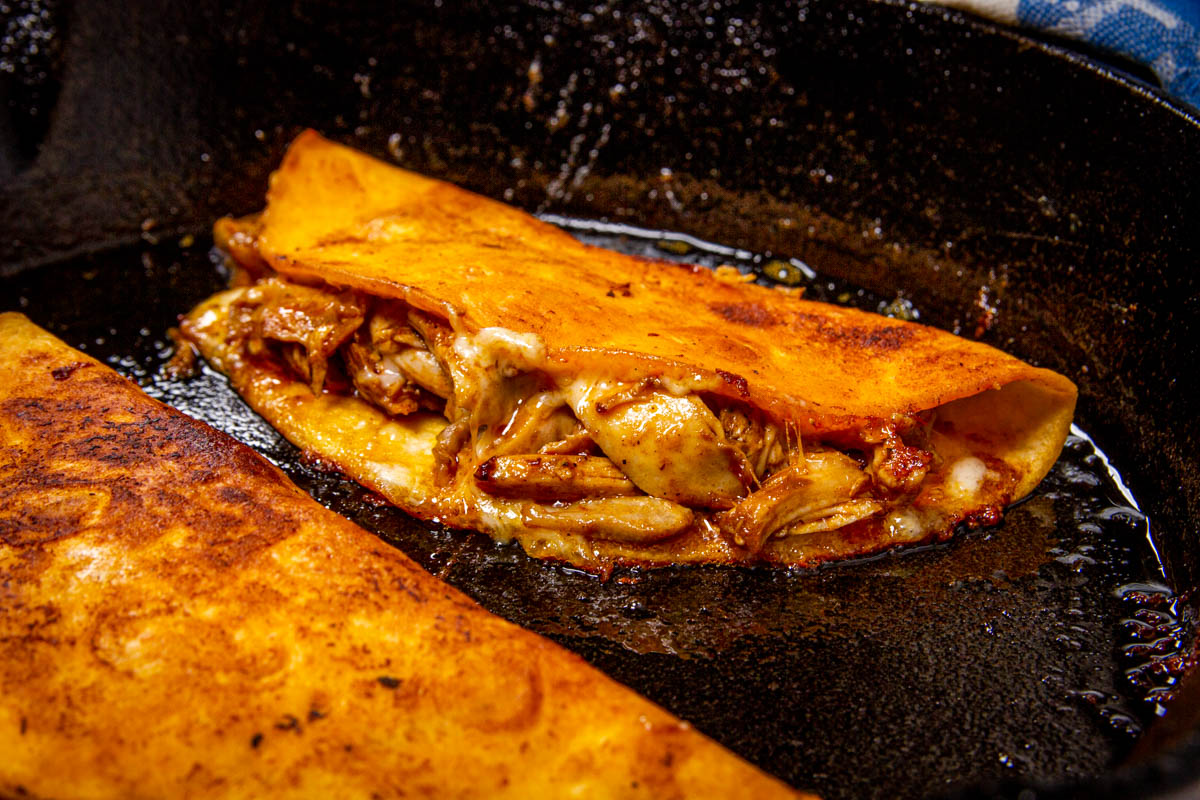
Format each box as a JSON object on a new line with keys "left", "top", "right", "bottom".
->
{"left": 0, "top": 312, "right": 804, "bottom": 798}
{"left": 183, "top": 130, "right": 1077, "bottom": 572}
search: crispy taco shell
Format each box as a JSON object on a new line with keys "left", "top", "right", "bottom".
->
{"left": 184, "top": 131, "right": 1077, "bottom": 571}
{"left": 0, "top": 312, "right": 804, "bottom": 799}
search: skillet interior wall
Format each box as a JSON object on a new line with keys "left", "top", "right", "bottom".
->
{"left": 2, "top": 0, "right": 1200, "bottom": 791}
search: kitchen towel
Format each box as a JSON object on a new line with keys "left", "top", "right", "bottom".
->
{"left": 924, "top": 0, "right": 1200, "bottom": 109}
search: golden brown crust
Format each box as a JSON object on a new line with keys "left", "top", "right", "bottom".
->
{"left": 254, "top": 130, "right": 1076, "bottom": 435}
{"left": 0, "top": 313, "right": 806, "bottom": 800}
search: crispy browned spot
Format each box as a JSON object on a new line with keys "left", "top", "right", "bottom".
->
{"left": 708, "top": 302, "right": 779, "bottom": 328}
{"left": 793, "top": 312, "right": 915, "bottom": 351}
{"left": 0, "top": 369, "right": 298, "bottom": 563}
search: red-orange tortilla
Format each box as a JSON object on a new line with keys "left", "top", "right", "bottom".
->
{"left": 0, "top": 312, "right": 805, "bottom": 799}
{"left": 184, "top": 130, "right": 1077, "bottom": 572}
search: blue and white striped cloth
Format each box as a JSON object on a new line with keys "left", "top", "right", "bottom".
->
{"left": 922, "top": 0, "right": 1200, "bottom": 109}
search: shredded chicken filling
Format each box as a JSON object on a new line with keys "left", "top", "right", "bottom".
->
{"left": 231, "top": 277, "right": 964, "bottom": 553}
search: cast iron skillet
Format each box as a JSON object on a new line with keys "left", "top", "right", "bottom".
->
{"left": 3, "top": 1, "right": 1199, "bottom": 798}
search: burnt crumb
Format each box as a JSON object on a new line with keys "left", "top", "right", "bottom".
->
{"left": 250, "top": 732, "right": 264, "bottom": 749}
{"left": 964, "top": 505, "right": 1003, "bottom": 528}
{"left": 50, "top": 362, "right": 90, "bottom": 381}
{"left": 274, "top": 714, "right": 301, "bottom": 732}
{"left": 474, "top": 456, "right": 498, "bottom": 482}
{"left": 377, "top": 675, "right": 401, "bottom": 689}
{"left": 308, "top": 708, "right": 326, "bottom": 722}
{"left": 19, "top": 716, "right": 27, "bottom": 735}
{"left": 161, "top": 328, "right": 199, "bottom": 379}
{"left": 715, "top": 369, "right": 750, "bottom": 398}
{"left": 605, "top": 282, "right": 632, "bottom": 298}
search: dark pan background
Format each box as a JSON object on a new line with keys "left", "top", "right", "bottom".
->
{"left": 2, "top": 1, "right": 1200, "bottom": 798}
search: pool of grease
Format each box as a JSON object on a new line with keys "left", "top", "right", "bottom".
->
{"left": 1, "top": 226, "right": 1191, "bottom": 800}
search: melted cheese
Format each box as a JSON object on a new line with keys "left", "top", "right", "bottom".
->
{"left": 453, "top": 327, "right": 548, "bottom": 375}
{"left": 948, "top": 457, "right": 989, "bottom": 499}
